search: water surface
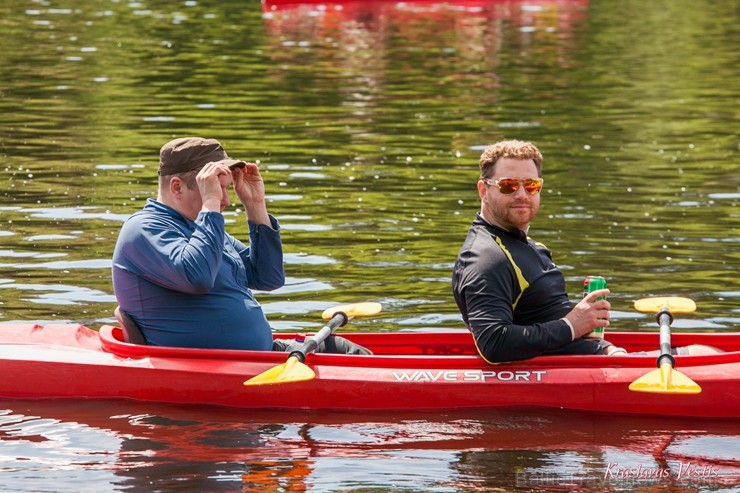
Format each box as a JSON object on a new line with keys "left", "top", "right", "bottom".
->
{"left": 1, "top": 401, "right": 738, "bottom": 492}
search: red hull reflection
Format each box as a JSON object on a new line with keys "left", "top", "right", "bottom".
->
{"left": 262, "top": 0, "right": 590, "bottom": 37}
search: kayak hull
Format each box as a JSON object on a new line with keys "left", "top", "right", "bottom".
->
{"left": 1, "top": 323, "right": 738, "bottom": 417}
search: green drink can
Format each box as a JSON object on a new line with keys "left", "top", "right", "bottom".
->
{"left": 583, "top": 276, "right": 607, "bottom": 339}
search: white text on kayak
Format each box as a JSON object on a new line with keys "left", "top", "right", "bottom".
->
{"left": 391, "top": 370, "right": 547, "bottom": 382}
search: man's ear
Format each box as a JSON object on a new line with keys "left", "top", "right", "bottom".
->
{"left": 477, "top": 180, "right": 487, "bottom": 201}
{"left": 169, "top": 176, "right": 182, "bottom": 196}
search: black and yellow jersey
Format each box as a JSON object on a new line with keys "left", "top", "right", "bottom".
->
{"left": 452, "top": 214, "right": 607, "bottom": 363}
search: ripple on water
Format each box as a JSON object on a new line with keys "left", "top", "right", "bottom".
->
{"left": 0, "top": 410, "right": 122, "bottom": 492}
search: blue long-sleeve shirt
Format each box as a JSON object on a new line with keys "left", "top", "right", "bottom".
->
{"left": 112, "top": 199, "right": 285, "bottom": 350}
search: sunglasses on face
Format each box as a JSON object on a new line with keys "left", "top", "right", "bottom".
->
{"left": 482, "top": 177, "right": 544, "bottom": 195}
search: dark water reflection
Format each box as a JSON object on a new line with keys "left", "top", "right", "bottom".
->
{"left": 1, "top": 401, "right": 738, "bottom": 492}
{"left": 0, "top": 0, "right": 738, "bottom": 490}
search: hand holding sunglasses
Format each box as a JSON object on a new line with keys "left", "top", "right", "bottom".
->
{"left": 482, "top": 177, "right": 544, "bottom": 195}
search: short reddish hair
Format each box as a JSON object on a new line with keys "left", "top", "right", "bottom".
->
{"left": 479, "top": 140, "right": 543, "bottom": 179}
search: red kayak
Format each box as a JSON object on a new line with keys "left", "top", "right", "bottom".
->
{"left": 0, "top": 321, "right": 738, "bottom": 417}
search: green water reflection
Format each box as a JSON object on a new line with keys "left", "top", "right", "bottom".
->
{"left": 0, "top": 0, "right": 737, "bottom": 334}
{"left": 0, "top": 1, "right": 738, "bottom": 493}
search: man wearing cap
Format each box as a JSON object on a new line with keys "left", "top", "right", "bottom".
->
{"left": 112, "top": 137, "right": 369, "bottom": 354}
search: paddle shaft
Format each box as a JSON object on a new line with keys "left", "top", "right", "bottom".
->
{"left": 289, "top": 311, "right": 349, "bottom": 363}
{"left": 656, "top": 308, "right": 676, "bottom": 369}
{"left": 628, "top": 300, "right": 701, "bottom": 394}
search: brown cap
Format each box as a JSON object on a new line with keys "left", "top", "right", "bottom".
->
{"left": 158, "top": 137, "right": 246, "bottom": 176}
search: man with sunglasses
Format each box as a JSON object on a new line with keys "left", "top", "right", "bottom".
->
{"left": 452, "top": 140, "right": 624, "bottom": 362}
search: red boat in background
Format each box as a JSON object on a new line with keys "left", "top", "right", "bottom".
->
{"left": 261, "top": 0, "right": 590, "bottom": 52}
{"left": 262, "top": 0, "right": 588, "bottom": 15}
{"left": 0, "top": 322, "right": 738, "bottom": 417}
{"left": 259, "top": 0, "right": 591, "bottom": 115}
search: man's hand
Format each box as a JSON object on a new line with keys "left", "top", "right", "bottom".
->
{"left": 196, "top": 162, "right": 232, "bottom": 213}
{"left": 565, "top": 289, "right": 611, "bottom": 339}
{"left": 232, "top": 162, "right": 270, "bottom": 225}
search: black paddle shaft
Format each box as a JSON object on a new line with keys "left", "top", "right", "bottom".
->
{"left": 656, "top": 308, "right": 676, "bottom": 369}
{"left": 290, "top": 311, "right": 349, "bottom": 363}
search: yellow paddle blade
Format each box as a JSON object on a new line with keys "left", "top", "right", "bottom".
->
{"left": 243, "top": 356, "right": 316, "bottom": 386}
{"left": 634, "top": 297, "right": 696, "bottom": 314}
{"left": 322, "top": 302, "right": 382, "bottom": 320}
{"left": 629, "top": 363, "right": 702, "bottom": 394}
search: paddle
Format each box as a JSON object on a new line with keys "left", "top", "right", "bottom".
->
{"left": 243, "top": 302, "right": 382, "bottom": 386}
{"left": 629, "top": 297, "right": 702, "bottom": 395}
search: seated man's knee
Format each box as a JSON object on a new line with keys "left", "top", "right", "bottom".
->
{"left": 685, "top": 344, "right": 723, "bottom": 356}
{"left": 323, "top": 335, "right": 372, "bottom": 355}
